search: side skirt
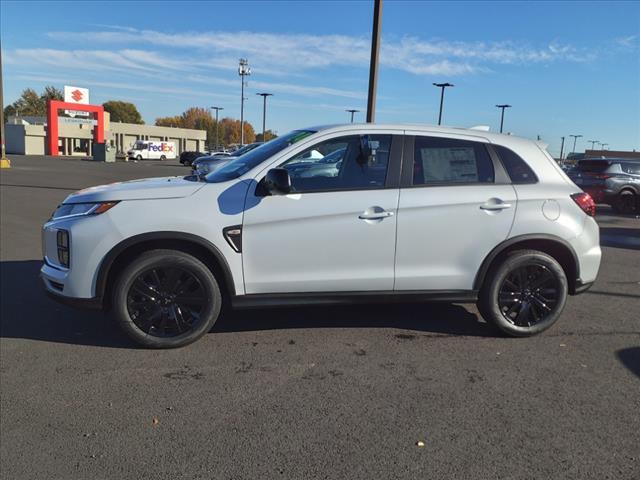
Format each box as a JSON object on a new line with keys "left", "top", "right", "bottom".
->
{"left": 231, "top": 290, "right": 478, "bottom": 309}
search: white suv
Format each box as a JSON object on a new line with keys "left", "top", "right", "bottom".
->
{"left": 41, "top": 124, "right": 601, "bottom": 348}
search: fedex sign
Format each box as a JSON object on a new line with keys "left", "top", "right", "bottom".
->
{"left": 149, "top": 143, "right": 175, "bottom": 152}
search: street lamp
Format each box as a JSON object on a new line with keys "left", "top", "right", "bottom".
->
{"left": 569, "top": 134, "right": 583, "bottom": 154}
{"left": 256, "top": 93, "right": 273, "bottom": 142}
{"left": 238, "top": 58, "right": 251, "bottom": 145}
{"left": 346, "top": 109, "right": 360, "bottom": 123}
{"left": 210, "top": 106, "right": 224, "bottom": 151}
{"left": 433, "top": 83, "right": 454, "bottom": 125}
{"left": 495, "top": 104, "right": 512, "bottom": 133}
{"left": 587, "top": 139, "right": 599, "bottom": 150}
{"left": 601, "top": 143, "right": 609, "bottom": 150}
{"left": 560, "top": 136, "right": 565, "bottom": 160}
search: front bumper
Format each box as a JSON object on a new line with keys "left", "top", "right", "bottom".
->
{"left": 40, "top": 260, "right": 103, "bottom": 309}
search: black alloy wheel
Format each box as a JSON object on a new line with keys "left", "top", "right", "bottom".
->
{"left": 497, "top": 263, "right": 560, "bottom": 327}
{"left": 127, "top": 267, "right": 206, "bottom": 337}
{"left": 478, "top": 249, "right": 568, "bottom": 337}
{"left": 113, "top": 249, "right": 222, "bottom": 348}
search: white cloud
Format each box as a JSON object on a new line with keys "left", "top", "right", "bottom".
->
{"left": 615, "top": 35, "right": 638, "bottom": 48}
{"left": 46, "top": 27, "right": 598, "bottom": 77}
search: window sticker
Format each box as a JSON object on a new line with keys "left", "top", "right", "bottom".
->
{"left": 420, "top": 147, "right": 478, "bottom": 182}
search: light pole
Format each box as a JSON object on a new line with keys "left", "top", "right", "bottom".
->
{"left": 601, "top": 143, "right": 609, "bottom": 150}
{"left": 256, "top": 93, "right": 273, "bottom": 142}
{"left": 587, "top": 140, "right": 599, "bottom": 150}
{"left": 433, "top": 83, "right": 454, "bottom": 125}
{"left": 366, "top": 0, "right": 383, "bottom": 123}
{"left": 594, "top": 141, "right": 601, "bottom": 150}
{"left": 569, "top": 134, "right": 583, "bottom": 154}
{"left": 495, "top": 104, "right": 511, "bottom": 133}
{"left": 238, "top": 58, "right": 251, "bottom": 145}
{"left": 559, "top": 136, "right": 565, "bottom": 161}
{"left": 346, "top": 109, "right": 360, "bottom": 123}
{"left": 210, "top": 106, "right": 223, "bottom": 151}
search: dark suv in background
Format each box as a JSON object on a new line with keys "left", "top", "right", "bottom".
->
{"left": 569, "top": 158, "right": 640, "bottom": 213}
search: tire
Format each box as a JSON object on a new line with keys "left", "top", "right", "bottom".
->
{"left": 112, "top": 249, "right": 222, "bottom": 348}
{"left": 478, "top": 250, "right": 568, "bottom": 337}
{"left": 136, "top": 155, "right": 142, "bottom": 161}
{"left": 160, "top": 155, "right": 167, "bottom": 161}
{"left": 613, "top": 190, "right": 637, "bottom": 214}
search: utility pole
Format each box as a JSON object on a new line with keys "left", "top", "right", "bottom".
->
{"left": 0, "top": 42, "right": 10, "bottom": 168}
{"left": 346, "top": 109, "right": 360, "bottom": 123}
{"left": 495, "top": 104, "right": 511, "bottom": 133}
{"left": 256, "top": 93, "right": 273, "bottom": 142}
{"left": 366, "top": 0, "right": 383, "bottom": 123}
{"left": 569, "top": 134, "right": 583, "bottom": 154}
{"left": 433, "top": 83, "right": 454, "bottom": 125}
{"left": 559, "top": 136, "right": 565, "bottom": 161}
{"left": 210, "top": 106, "right": 223, "bottom": 151}
{"left": 238, "top": 58, "right": 251, "bottom": 145}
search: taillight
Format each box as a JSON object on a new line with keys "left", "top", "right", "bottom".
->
{"left": 571, "top": 192, "right": 596, "bottom": 217}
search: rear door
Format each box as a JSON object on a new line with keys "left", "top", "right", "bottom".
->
{"left": 395, "top": 133, "right": 517, "bottom": 291}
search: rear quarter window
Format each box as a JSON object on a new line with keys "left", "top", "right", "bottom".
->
{"left": 493, "top": 145, "right": 538, "bottom": 184}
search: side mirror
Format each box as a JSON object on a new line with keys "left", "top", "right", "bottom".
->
{"left": 264, "top": 168, "right": 291, "bottom": 195}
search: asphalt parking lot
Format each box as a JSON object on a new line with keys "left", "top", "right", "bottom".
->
{"left": 1, "top": 155, "right": 639, "bottom": 480}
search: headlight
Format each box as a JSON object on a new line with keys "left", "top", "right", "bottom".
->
{"left": 51, "top": 202, "right": 119, "bottom": 221}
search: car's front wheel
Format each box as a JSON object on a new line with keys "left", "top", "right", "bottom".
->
{"left": 112, "top": 249, "right": 222, "bottom": 348}
{"left": 478, "top": 250, "right": 568, "bottom": 337}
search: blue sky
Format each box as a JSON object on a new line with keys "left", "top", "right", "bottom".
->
{"left": 1, "top": 0, "right": 639, "bottom": 155}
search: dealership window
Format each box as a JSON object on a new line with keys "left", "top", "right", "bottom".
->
{"left": 412, "top": 136, "right": 494, "bottom": 185}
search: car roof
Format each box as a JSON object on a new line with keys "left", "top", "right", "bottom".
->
{"left": 307, "top": 123, "right": 535, "bottom": 147}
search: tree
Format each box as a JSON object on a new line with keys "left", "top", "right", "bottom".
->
{"left": 103, "top": 100, "right": 144, "bottom": 124}
{"left": 155, "top": 108, "right": 256, "bottom": 147}
{"left": 255, "top": 130, "right": 277, "bottom": 142}
{"left": 3, "top": 85, "right": 63, "bottom": 118}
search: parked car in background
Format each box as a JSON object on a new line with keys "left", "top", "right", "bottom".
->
{"left": 127, "top": 141, "right": 176, "bottom": 161}
{"left": 192, "top": 142, "right": 263, "bottom": 175}
{"left": 568, "top": 158, "right": 640, "bottom": 213}
{"left": 285, "top": 147, "right": 346, "bottom": 178}
{"left": 41, "top": 124, "right": 601, "bottom": 348}
{"left": 179, "top": 151, "right": 207, "bottom": 166}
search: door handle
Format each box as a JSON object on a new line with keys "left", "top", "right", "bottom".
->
{"left": 359, "top": 211, "right": 394, "bottom": 220}
{"left": 480, "top": 203, "right": 512, "bottom": 211}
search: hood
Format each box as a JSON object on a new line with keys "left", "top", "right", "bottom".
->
{"left": 64, "top": 176, "right": 206, "bottom": 203}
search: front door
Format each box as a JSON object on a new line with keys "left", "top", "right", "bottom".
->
{"left": 242, "top": 133, "right": 402, "bottom": 294}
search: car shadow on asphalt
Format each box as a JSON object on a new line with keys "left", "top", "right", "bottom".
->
{"left": 0, "top": 260, "right": 492, "bottom": 349}
{"left": 617, "top": 347, "right": 640, "bottom": 379}
{"left": 599, "top": 227, "right": 640, "bottom": 251}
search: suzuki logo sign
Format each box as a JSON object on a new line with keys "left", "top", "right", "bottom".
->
{"left": 63, "top": 86, "right": 90, "bottom": 118}
{"left": 71, "top": 89, "right": 84, "bottom": 102}
{"left": 64, "top": 86, "right": 89, "bottom": 104}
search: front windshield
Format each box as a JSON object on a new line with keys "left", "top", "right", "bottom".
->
{"left": 206, "top": 130, "right": 316, "bottom": 183}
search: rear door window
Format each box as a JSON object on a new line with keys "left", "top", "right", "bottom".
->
{"left": 622, "top": 162, "right": 640, "bottom": 174}
{"left": 412, "top": 136, "right": 494, "bottom": 185}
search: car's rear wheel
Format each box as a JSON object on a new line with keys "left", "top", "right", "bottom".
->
{"left": 160, "top": 155, "right": 167, "bottom": 161}
{"left": 112, "top": 249, "right": 222, "bottom": 348}
{"left": 478, "top": 250, "right": 568, "bottom": 337}
{"left": 612, "top": 190, "right": 637, "bottom": 214}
